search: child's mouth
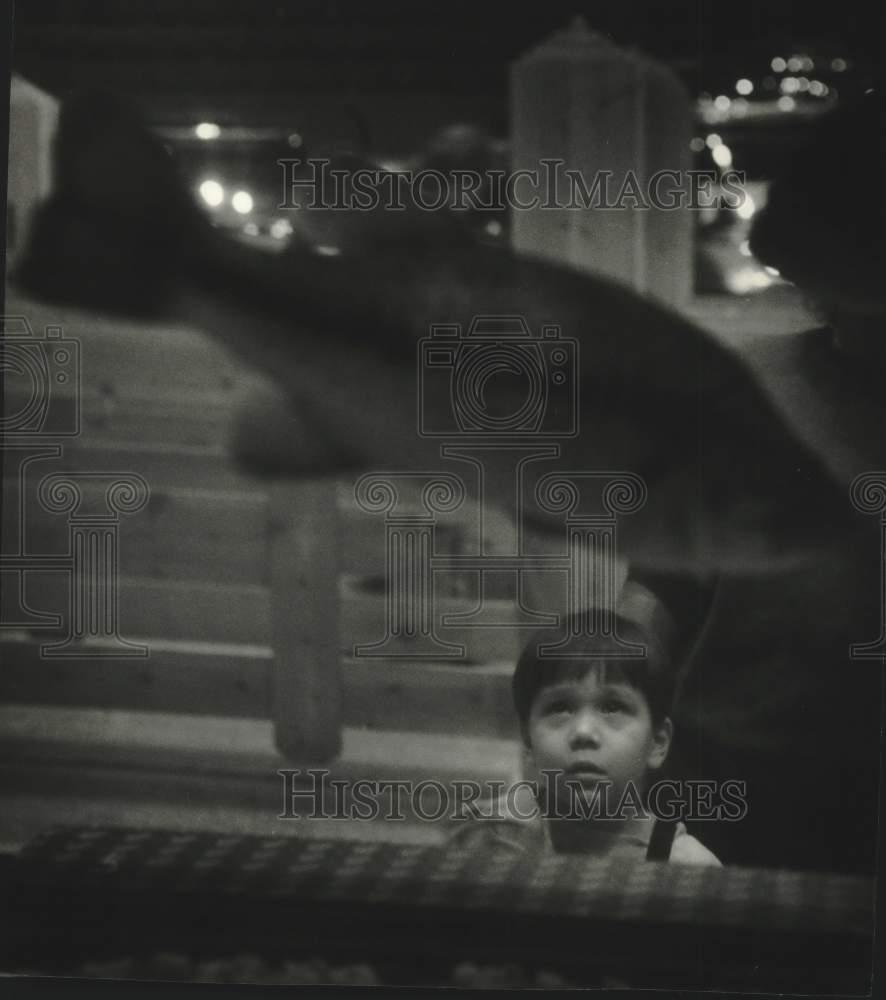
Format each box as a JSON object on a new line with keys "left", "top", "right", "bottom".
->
{"left": 565, "top": 764, "right": 607, "bottom": 780}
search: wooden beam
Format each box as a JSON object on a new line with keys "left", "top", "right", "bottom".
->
{"left": 5, "top": 477, "right": 455, "bottom": 586}
{"left": 268, "top": 478, "right": 343, "bottom": 762}
{"left": 0, "top": 636, "right": 516, "bottom": 739}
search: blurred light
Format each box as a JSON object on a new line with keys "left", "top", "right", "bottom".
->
{"left": 771, "top": 57, "right": 787, "bottom": 72}
{"left": 315, "top": 245, "right": 342, "bottom": 257}
{"left": 777, "top": 96, "right": 796, "bottom": 112}
{"left": 787, "top": 56, "right": 803, "bottom": 72}
{"left": 712, "top": 144, "right": 733, "bottom": 168}
{"left": 797, "top": 77, "right": 810, "bottom": 92}
{"left": 739, "top": 239, "right": 752, "bottom": 257}
{"left": 714, "top": 95, "right": 731, "bottom": 111}
{"left": 232, "top": 190, "right": 254, "bottom": 214}
{"left": 735, "top": 78, "right": 754, "bottom": 95}
{"left": 729, "top": 266, "right": 773, "bottom": 294}
{"left": 764, "top": 266, "right": 781, "bottom": 276}
{"left": 288, "top": 132, "right": 303, "bottom": 148}
{"left": 690, "top": 137, "right": 706, "bottom": 152}
{"left": 243, "top": 222, "right": 259, "bottom": 236}
{"left": 270, "top": 219, "right": 293, "bottom": 239}
{"left": 705, "top": 133, "right": 722, "bottom": 149}
{"left": 698, "top": 91, "right": 713, "bottom": 103}
{"left": 195, "top": 122, "right": 220, "bottom": 140}
{"left": 198, "top": 179, "right": 224, "bottom": 207}
{"left": 701, "top": 106, "right": 721, "bottom": 124}
{"left": 781, "top": 77, "right": 799, "bottom": 94}
{"left": 736, "top": 192, "right": 757, "bottom": 220}
{"left": 808, "top": 80, "right": 827, "bottom": 97}
{"left": 762, "top": 76, "right": 777, "bottom": 90}
{"left": 732, "top": 98, "right": 749, "bottom": 115}
{"left": 484, "top": 220, "right": 503, "bottom": 238}
{"left": 831, "top": 57, "right": 847, "bottom": 72}
{"left": 378, "top": 160, "right": 406, "bottom": 173}
{"left": 800, "top": 56, "right": 814, "bottom": 71}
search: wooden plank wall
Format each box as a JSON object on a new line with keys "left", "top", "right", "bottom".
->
{"left": 0, "top": 294, "right": 521, "bottom": 747}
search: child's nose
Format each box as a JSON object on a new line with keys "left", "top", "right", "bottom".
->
{"left": 569, "top": 709, "right": 602, "bottom": 745}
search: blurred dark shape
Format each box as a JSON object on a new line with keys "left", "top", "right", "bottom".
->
{"left": 12, "top": 90, "right": 209, "bottom": 318}
{"left": 414, "top": 122, "right": 510, "bottom": 244}
{"left": 10, "top": 89, "right": 858, "bottom": 578}
{"left": 750, "top": 91, "right": 885, "bottom": 313}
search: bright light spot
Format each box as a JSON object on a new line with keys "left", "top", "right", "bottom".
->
{"left": 690, "top": 136, "right": 706, "bottom": 152}
{"left": 777, "top": 96, "right": 796, "bottom": 112}
{"left": 231, "top": 190, "right": 253, "bottom": 214}
{"left": 714, "top": 95, "right": 731, "bottom": 111}
{"left": 764, "top": 266, "right": 781, "bottom": 277}
{"left": 732, "top": 98, "right": 749, "bottom": 115}
{"left": 781, "top": 77, "right": 799, "bottom": 94}
{"left": 787, "top": 56, "right": 803, "bottom": 72}
{"left": 729, "top": 266, "right": 773, "bottom": 294}
{"left": 712, "top": 144, "right": 733, "bottom": 168}
{"left": 739, "top": 239, "right": 752, "bottom": 257}
{"left": 809, "top": 80, "right": 826, "bottom": 97}
{"left": 198, "top": 179, "right": 224, "bottom": 207}
{"left": 270, "top": 219, "right": 293, "bottom": 239}
{"left": 288, "top": 133, "right": 303, "bottom": 149}
{"left": 796, "top": 77, "right": 810, "bottom": 92}
{"left": 831, "top": 57, "right": 847, "bottom": 72}
{"left": 800, "top": 56, "right": 814, "bottom": 71}
{"left": 484, "top": 220, "right": 503, "bottom": 238}
{"left": 736, "top": 192, "right": 757, "bottom": 220}
{"left": 315, "top": 245, "right": 341, "bottom": 257}
{"left": 243, "top": 222, "right": 259, "bottom": 236}
{"left": 378, "top": 160, "right": 406, "bottom": 173}
{"left": 705, "top": 133, "right": 722, "bottom": 149}
{"left": 771, "top": 57, "right": 787, "bottom": 72}
{"left": 195, "top": 122, "right": 221, "bottom": 140}
{"left": 736, "top": 78, "right": 754, "bottom": 95}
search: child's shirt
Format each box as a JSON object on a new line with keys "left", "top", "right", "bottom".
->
{"left": 447, "top": 783, "right": 721, "bottom": 865}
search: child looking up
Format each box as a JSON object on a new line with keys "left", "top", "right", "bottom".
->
{"left": 451, "top": 580, "right": 721, "bottom": 865}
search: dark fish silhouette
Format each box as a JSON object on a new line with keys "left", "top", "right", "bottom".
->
{"left": 11, "top": 91, "right": 861, "bottom": 573}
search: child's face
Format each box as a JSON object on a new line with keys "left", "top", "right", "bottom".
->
{"left": 525, "top": 665, "right": 672, "bottom": 808}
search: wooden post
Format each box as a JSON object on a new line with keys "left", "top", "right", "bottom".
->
{"left": 511, "top": 17, "right": 693, "bottom": 308}
{"left": 269, "top": 478, "right": 342, "bottom": 762}
{"left": 7, "top": 75, "right": 59, "bottom": 269}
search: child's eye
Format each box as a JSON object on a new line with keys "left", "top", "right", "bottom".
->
{"left": 600, "top": 700, "right": 629, "bottom": 715}
{"left": 545, "top": 700, "right": 572, "bottom": 716}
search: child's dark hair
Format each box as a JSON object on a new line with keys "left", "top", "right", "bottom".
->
{"left": 512, "top": 611, "right": 677, "bottom": 744}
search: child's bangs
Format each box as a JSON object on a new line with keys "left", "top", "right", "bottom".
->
{"left": 538, "top": 657, "right": 649, "bottom": 693}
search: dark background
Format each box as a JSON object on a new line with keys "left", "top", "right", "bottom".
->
{"left": 10, "top": 0, "right": 881, "bottom": 134}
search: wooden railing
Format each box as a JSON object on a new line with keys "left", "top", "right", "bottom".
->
{"left": 1, "top": 295, "right": 523, "bottom": 762}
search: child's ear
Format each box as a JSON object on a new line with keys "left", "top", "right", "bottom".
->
{"left": 647, "top": 716, "right": 673, "bottom": 771}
